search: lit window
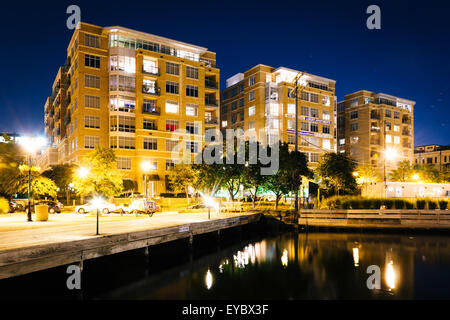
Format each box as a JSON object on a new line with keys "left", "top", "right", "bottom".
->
{"left": 323, "top": 139, "right": 331, "bottom": 150}
{"left": 287, "top": 104, "right": 295, "bottom": 114}
{"left": 166, "top": 101, "right": 178, "bottom": 114}
{"left": 248, "top": 105, "right": 255, "bottom": 117}
{"left": 394, "top": 136, "right": 400, "bottom": 144}
{"left": 386, "top": 134, "right": 392, "bottom": 143}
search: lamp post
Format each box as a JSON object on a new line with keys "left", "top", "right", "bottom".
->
{"left": 92, "top": 196, "right": 102, "bottom": 235}
{"left": 141, "top": 161, "right": 151, "bottom": 198}
{"left": 20, "top": 137, "right": 41, "bottom": 222}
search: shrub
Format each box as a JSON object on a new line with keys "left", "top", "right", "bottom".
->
{"left": 405, "top": 201, "right": 414, "bottom": 209}
{"left": 416, "top": 200, "right": 426, "bottom": 209}
{"left": 382, "top": 199, "right": 394, "bottom": 209}
{"left": 342, "top": 201, "right": 351, "bottom": 209}
{"left": 428, "top": 200, "right": 438, "bottom": 210}
{"left": 371, "top": 199, "right": 382, "bottom": 209}
{"left": 439, "top": 200, "right": 448, "bottom": 210}
{"left": 394, "top": 199, "right": 405, "bottom": 210}
{"left": 348, "top": 199, "right": 360, "bottom": 209}
{"left": 0, "top": 197, "right": 9, "bottom": 214}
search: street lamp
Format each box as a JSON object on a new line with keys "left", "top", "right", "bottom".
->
{"left": 77, "top": 167, "right": 89, "bottom": 178}
{"left": 141, "top": 161, "right": 151, "bottom": 198}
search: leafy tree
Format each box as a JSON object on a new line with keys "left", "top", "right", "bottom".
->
{"left": 413, "top": 164, "right": 440, "bottom": 183}
{"left": 390, "top": 160, "right": 414, "bottom": 182}
{"left": 167, "top": 163, "right": 196, "bottom": 203}
{"left": 355, "top": 163, "right": 381, "bottom": 184}
{"left": 316, "top": 152, "right": 357, "bottom": 195}
{"left": 42, "top": 164, "right": 75, "bottom": 202}
{"left": 72, "top": 147, "right": 123, "bottom": 198}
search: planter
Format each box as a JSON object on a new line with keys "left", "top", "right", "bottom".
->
{"left": 35, "top": 205, "right": 49, "bottom": 221}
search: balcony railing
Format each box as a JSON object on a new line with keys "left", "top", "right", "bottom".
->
{"left": 142, "top": 66, "right": 159, "bottom": 76}
{"left": 142, "top": 106, "right": 161, "bottom": 115}
{"left": 142, "top": 86, "right": 160, "bottom": 96}
{"left": 205, "top": 79, "right": 218, "bottom": 89}
{"left": 205, "top": 97, "right": 218, "bottom": 107}
{"left": 205, "top": 117, "right": 218, "bottom": 125}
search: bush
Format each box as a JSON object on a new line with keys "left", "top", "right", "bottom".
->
{"left": 371, "top": 199, "right": 383, "bottom": 209}
{"left": 416, "top": 200, "right": 426, "bottom": 209}
{"left": 348, "top": 199, "right": 360, "bottom": 209}
{"left": 428, "top": 200, "right": 438, "bottom": 210}
{"left": 405, "top": 201, "right": 414, "bottom": 209}
{"left": 439, "top": 200, "right": 448, "bottom": 210}
{"left": 0, "top": 197, "right": 9, "bottom": 214}
{"left": 382, "top": 199, "right": 394, "bottom": 209}
{"left": 394, "top": 199, "right": 405, "bottom": 209}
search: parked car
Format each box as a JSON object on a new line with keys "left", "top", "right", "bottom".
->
{"left": 9, "top": 201, "right": 24, "bottom": 213}
{"left": 119, "top": 199, "right": 158, "bottom": 216}
{"left": 75, "top": 200, "right": 116, "bottom": 214}
{"left": 26, "top": 200, "right": 63, "bottom": 213}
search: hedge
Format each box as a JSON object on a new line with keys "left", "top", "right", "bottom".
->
{"left": 319, "top": 196, "right": 449, "bottom": 210}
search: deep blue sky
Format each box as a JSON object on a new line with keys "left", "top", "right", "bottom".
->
{"left": 0, "top": 0, "right": 449, "bottom": 146}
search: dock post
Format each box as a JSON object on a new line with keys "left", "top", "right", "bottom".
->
{"left": 188, "top": 234, "right": 194, "bottom": 263}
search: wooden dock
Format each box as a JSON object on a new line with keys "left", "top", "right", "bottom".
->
{"left": 298, "top": 209, "right": 450, "bottom": 230}
{"left": 0, "top": 211, "right": 261, "bottom": 280}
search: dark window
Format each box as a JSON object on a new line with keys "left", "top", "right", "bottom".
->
{"left": 85, "top": 54, "right": 100, "bottom": 68}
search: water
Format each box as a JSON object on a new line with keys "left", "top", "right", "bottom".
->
{"left": 3, "top": 228, "right": 450, "bottom": 299}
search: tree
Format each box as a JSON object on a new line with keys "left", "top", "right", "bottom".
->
{"left": 42, "top": 164, "right": 75, "bottom": 202}
{"left": 355, "top": 163, "right": 381, "bottom": 184}
{"left": 72, "top": 147, "right": 123, "bottom": 198}
{"left": 167, "top": 163, "right": 196, "bottom": 203}
{"left": 413, "top": 164, "right": 440, "bottom": 183}
{"left": 316, "top": 152, "right": 357, "bottom": 195}
{"left": 390, "top": 160, "right": 414, "bottom": 182}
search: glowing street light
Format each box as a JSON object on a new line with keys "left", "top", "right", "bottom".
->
{"left": 141, "top": 161, "right": 151, "bottom": 198}
{"left": 412, "top": 173, "right": 419, "bottom": 181}
{"left": 77, "top": 167, "right": 90, "bottom": 178}
{"left": 352, "top": 171, "right": 359, "bottom": 177}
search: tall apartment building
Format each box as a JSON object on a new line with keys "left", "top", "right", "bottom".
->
{"left": 337, "top": 90, "right": 415, "bottom": 174}
{"left": 220, "top": 65, "right": 336, "bottom": 166}
{"left": 41, "top": 22, "right": 220, "bottom": 195}
{"left": 414, "top": 145, "right": 450, "bottom": 173}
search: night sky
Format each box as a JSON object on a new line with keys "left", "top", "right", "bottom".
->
{"left": 0, "top": 0, "right": 449, "bottom": 146}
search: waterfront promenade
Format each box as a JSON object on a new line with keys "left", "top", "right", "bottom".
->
{"left": 0, "top": 211, "right": 261, "bottom": 280}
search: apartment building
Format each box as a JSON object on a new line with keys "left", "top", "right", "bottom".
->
{"left": 220, "top": 64, "right": 336, "bottom": 166}
{"left": 337, "top": 90, "right": 415, "bottom": 174}
{"left": 42, "top": 22, "right": 220, "bottom": 195}
{"left": 414, "top": 144, "right": 450, "bottom": 172}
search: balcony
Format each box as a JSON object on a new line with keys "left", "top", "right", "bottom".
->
{"left": 402, "top": 117, "right": 411, "bottom": 124}
{"left": 142, "top": 66, "right": 159, "bottom": 76}
{"left": 205, "top": 97, "right": 218, "bottom": 107}
{"left": 205, "top": 79, "right": 218, "bottom": 89}
{"left": 142, "top": 85, "right": 160, "bottom": 96}
{"left": 63, "top": 75, "right": 71, "bottom": 90}
{"left": 205, "top": 116, "right": 218, "bottom": 125}
{"left": 142, "top": 106, "right": 161, "bottom": 115}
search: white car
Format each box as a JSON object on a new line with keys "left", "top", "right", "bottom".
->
{"left": 75, "top": 201, "right": 116, "bottom": 214}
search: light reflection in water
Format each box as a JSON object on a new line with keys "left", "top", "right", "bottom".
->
{"left": 353, "top": 248, "right": 360, "bottom": 267}
{"left": 205, "top": 269, "right": 213, "bottom": 290}
{"left": 385, "top": 261, "right": 396, "bottom": 290}
{"left": 281, "top": 249, "right": 288, "bottom": 267}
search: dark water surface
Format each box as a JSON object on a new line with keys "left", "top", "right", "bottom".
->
{"left": 2, "top": 227, "right": 450, "bottom": 299}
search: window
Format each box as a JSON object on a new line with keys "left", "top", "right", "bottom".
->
{"left": 166, "top": 160, "right": 175, "bottom": 170}
{"left": 143, "top": 79, "right": 157, "bottom": 94}
{"left": 166, "top": 81, "right": 179, "bottom": 94}
{"left": 143, "top": 137, "right": 157, "bottom": 150}
{"left": 385, "top": 122, "right": 391, "bottom": 131}
{"left": 166, "top": 139, "right": 178, "bottom": 152}
{"left": 85, "top": 74, "right": 100, "bottom": 88}
{"left": 394, "top": 136, "right": 400, "bottom": 144}
{"left": 110, "top": 75, "right": 135, "bottom": 92}
{"left": 310, "top": 93, "right": 319, "bottom": 103}
{"left": 110, "top": 96, "right": 135, "bottom": 112}
{"left": 84, "top": 136, "right": 100, "bottom": 149}
{"left": 288, "top": 135, "right": 296, "bottom": 145}
{"left": 350, "top": 122, "right": 358, "bottom": 131}
{"left": 310, "top": 108, "right": 319, "bottom": 118}
{"left": 222, "top": 120, "right": 227, "bottom": 127}
{"left": 111, "top": 136, "right": 135, "bottom": 149}
{"left": 350, "top": 111, "right": 358, "bottom": 119}
{"left": 248, "top": 106, "right": 255, "bottom": 117}
{"left": 310, "top": 123, "right": 318, "bottom": 132}
{"left": 186, "top": 66, "right": 198, "bottom": 79}
{"left": 110, "top": 56, "right": 136, "bottom": 73}
{"left": 186, "top": 85, "right": 198, "bottom": 97}
{"left": 231, "top": 114, "right": 237, "bottom": 124}
{"left": 166, "top": 62, "right": 179, "bottom": 75}
{"left": 186, "top": 141, "right": 198, "bottom": 153}
{"left": 143, "top": 119, "right": 157, "bottom": 130}
{"left": 110, "top": 115, "right": 135, "bottom": 132}
{"left": 309, "top": 153, "right": 319, "bottom": 163}
{"left": 186, "top": 103, "right": 198, "bottom": 116}
{"left": 165, "top": 101, "right": 178, "bottom": 114}
{"left": 323, "top": 125, "right": 330, "bottom": 134}
{"left": 323, "top": 110, "right": 330, "bottom": 121}
{"left": 239, "top": 98, "right": 244, "bottom": 107}
{"left": 322, "top": 95, "right": 330, "bottom": 106}
{"left": 166, "top": 119, "right": 179, "bottom": 132}
{"left": 186, "top": 122, "right": 199, "bottom": 134}
{"left": 350, "top": 98, "right": 358, "bottom": 107}
{"left": 394, "top": 124, "right": 400, "bottom": 132}
{"left": 350, "top": 136, "right": 359, "bottom": 144}
{"left": 240, "top": 110, "right": 244, "bottom": 121}
{"left": 287, "top": 104, "right": 295, "bottom": 114}
{"left": 117, "top": 157, "right": 131, "bottom": 170}
{"left": 249, "top": 90, "right": 255, "bottom": 101}
{"left": 385, "top": 109, "right": 391, "bottom": 118}
{"left": 248, "top": 121, "right": 255, "bottom": 130}
{"left": 301, "top": 106, "right": 309, "bottom": 116}
{"left": 85, "top": 54, "right": 100, "bottom": 68}
{"left": 239, "top": 83, "right": 244, "bottom": 93}
{"left": 249, "top": 75, "right": 255, "bottom": 86}
{"left": 394, "top": 111, "right": 400, "bottom": 119}
{"left": 301, "top": 122, "right": 309, "bottom": 131}
{"left": 266, "top": 103, "right": 278, "bottom": 116}
{"left": 231, "top": 87, "right": 237, "bottom": 97}
{"left": 143, "top": 60, "right": 158, "bottom": 74}
{"left": 323, "top": 139, "right": 331, "bottom": 150}
{"left": 339, "top": 138, "right": 345, "bottom": 145}
{"left": 85, "top": 95, "right": 100, "bottom": 109}
{"left": 386, "top": 134, "right": 392, "bottom": 143}
{"left": 143, "top": 99, "right": 157, "bottom": 113}
{"left": 85, "top": 34, "right": 100, "bottom": 48}
{"left": 84, "top": 115, "right": 100, "bottom": 129}
{"left": 287, "top": 119, "right": 295, "bottom": 130}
